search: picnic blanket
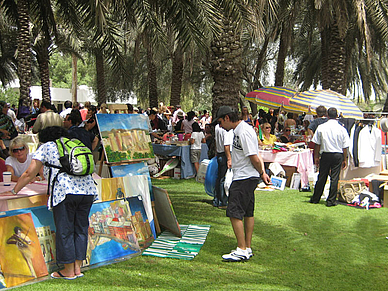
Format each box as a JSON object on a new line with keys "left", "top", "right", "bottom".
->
{"left": 142, "top": 225, "right": 210, "bottom": 260}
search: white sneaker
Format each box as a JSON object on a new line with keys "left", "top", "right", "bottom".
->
{"left": 230, "top": 247, "right": 253, "bottom": 259}
{"left": 222, "top": 247, "right": 249, "bottom": 262}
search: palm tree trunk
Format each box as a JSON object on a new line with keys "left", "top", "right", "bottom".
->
{"left": 95, "top": 49, "right": 107, "bottom": 105}
{"left": 275, "top": 21, "right": 293, "bottom": 86}
{"left": 170, "top": 46, "right": 184, "bottom": 107}
{"left": 210, "top": 16, "right": 242, "bottom": 116}
{"left": 147, "top": 44, "right": 158, "bottom": 109}
{"left": 36, "top": 40, "right": 51, "bottom": 102}
{"left": 16, "top": 0, "right": 32, "bottom": 118}
{"left": 71, "top": 53, "right": 78, "bottom": 103}
{"left": 320, "top": 20, "right": 347, "bottom": 95}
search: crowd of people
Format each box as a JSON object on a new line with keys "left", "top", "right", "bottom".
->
{"left": 0, "top": 99, "right": 354, "bottom": 269}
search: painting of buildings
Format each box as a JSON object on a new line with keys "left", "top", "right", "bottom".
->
{"left": 0, "top": 213, "right": 48, "bottom": 288}
{"left": 84, "top": 199, "right": 142, "bottom": 266}
{"left": 96, "top": 114, "right": 154, "bottom": 163}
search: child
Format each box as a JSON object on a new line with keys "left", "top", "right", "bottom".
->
{"left": 190, "top": 122, "right": 205, "bottom": 174}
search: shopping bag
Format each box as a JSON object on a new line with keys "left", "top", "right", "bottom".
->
{"left": 224, "top": 169, "right": 233, "bottom": 196}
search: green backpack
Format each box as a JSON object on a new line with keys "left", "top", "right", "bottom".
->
{"left": 53, "top": 137, "right": 94, "bottom": 176}
{"left": 45, "top": 137, "right": 94, "bottom": 205}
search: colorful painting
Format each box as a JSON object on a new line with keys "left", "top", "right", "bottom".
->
{"left": 1, "top": 206, "right": 57, "bottom": 273}
{"left": 85, "top": 199, "right": 146, "bottom": 266}
{"left": 95, "top": 175, "right": 156, "bottom": 238}
{"left": 126, "top": 196, "right": 154, "bottom": 249}
{"left": 0, "top": 213, "right": 48, "bottom": 288}
{"left": 96, "top": 113, "right": 154, "bottom": 163}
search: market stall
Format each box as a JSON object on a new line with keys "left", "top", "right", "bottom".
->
{"left": 152, "top": 143, "right": 208, "bottom": 179}
{"left": 259, "top": 148, "right": 314, "bottom": 187}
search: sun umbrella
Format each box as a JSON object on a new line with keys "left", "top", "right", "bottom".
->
{"left": 289, "top": 89, "right": 363, "bottom": 119}
{"left": 245, "top": 86, "right": 296, "bottom": 108}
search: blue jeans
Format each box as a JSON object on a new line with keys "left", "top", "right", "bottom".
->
{"left": 213, "top": 153, "right": 228, "bottom": 207}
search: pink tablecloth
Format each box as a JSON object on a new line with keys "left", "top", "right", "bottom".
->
{"left": 259, "top": 149, "right": 314, "bottom": 187}
{"left": 0, "top": 181, "right": 48, "bottom": 211}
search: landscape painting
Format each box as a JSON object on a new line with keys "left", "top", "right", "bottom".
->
{"left": 96, "top": 113, "right": 154, "bottom": 163}
{"left": 0, "top": 213, "right": 48, "bottom": 288}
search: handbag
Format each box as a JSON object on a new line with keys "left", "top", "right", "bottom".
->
{"left": 338, "top": 180, "right": 366, "bottom": 203}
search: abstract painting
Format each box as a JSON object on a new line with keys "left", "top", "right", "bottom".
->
{"left": 96, "top": 113, "right": 154, "bottom": 163}
{"left": 0, "top": 213, "right": 48, "bottom": 288}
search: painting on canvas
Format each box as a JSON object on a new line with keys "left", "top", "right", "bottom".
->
{"left": 126, "top": 196, "right": 154, "bottom": 249}
{"left": 1, "top": 206, "right": 58, "bottom": 273}
{"left": 0, "top": 213, "right": 48, "bottom": 288}
{"left": 84, "top": 199, "right": 141, "bottom": 267}
{"left": 96, "top": 113, "right": 154, "bottom": 163}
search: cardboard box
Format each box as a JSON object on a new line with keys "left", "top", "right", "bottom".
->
{"left": 384, "top": 185, "right": 388, "bottom": 207}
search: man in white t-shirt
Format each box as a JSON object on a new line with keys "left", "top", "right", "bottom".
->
{"left": 212, "top": 106, "right": 271, "bottom": 262}
{"left": 213, "top": 124, "right": 233, "bottom": 208}
{"left": 310, "top": 107, "right": 349, "bottom": 207}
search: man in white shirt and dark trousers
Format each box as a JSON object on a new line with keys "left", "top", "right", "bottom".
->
{"left": 212, "top": 106, "right": 271, "bottom": 262}
{"left": 213, "top": 124, "right": 233, "bottom": 209}
{"left": 309, "top": 107, "right": 350, "bottom": 207}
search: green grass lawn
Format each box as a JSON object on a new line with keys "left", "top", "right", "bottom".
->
{"left": 17, "top": 178, "right": 388, "bottom": 290}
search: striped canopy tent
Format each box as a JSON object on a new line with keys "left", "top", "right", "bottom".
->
{"left": 289, "top": 89, "right": 363, "bottom": 119}
{"left": 245, "top": 86, "right": 303, "bottom": 113}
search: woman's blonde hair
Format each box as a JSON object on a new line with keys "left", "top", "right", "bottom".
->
{"left": 261, "top": 122, "right": 271, "bottom": 130}
{"left": 9, "top": 137, "right": 29, "bottom": 157}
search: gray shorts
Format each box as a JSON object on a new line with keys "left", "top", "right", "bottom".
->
{"left": 190, "top": 149, "right": 201, "bottom": 163}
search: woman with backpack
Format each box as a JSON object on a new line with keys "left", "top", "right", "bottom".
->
{"left": 0, "top": 126, "right": 97, "bottom": 280}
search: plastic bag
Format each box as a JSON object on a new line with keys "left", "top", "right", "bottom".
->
{"left": 224, "top": 169, "right": 233, "bottom": 196}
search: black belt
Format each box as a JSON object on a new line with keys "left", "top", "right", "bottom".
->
{"left": 217, "top": 152, "right": 226, "bottom": 156}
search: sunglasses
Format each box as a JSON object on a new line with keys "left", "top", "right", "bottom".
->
{"left": 285, "top": 129, "right": 291, "bottom": 132}
{"left": 265, "top": 127, "right": 271, "bottom": 129}
{"left": 12, "top": 146, "right": 25, "bottom": 153}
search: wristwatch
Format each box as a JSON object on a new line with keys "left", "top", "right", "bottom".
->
{"left": 11, "top": 189, "right": 17, "bottom": 195}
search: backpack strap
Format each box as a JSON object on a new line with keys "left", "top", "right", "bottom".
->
{"left": 45, "top": 162, "right": 63, "bottom": 208}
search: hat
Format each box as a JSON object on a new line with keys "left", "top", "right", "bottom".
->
{"left": 381, "top": 118, "right": 388, "bottom": 132}
{"left": 133, "top": 107, "right": 139, "bottom": 112}
{"left": 177, "top": 111, "right": 184, "bottom": 117}
{"left": 211, "top": 106, "right": 234, "bottom": 125}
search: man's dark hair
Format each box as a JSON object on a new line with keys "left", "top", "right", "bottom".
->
{"left": 40, "top": 100, "right": 51, "bottom": 110}
{"left": 224, "top": 111, "right": 240, "bottom": 123}
{"left": 187, "top": 111, "right": 195, "bottom": 121}
{"left": 38, "top": 126, "right": 69, "bottom": 143}
{"left": 327, "top": 107, "right": 338, "bottom": 119}
{"left": 68, "top": 109, "right": 83, "bottom": 126}
{"left": 148, "top": 109, "right": 157, "bottom": 116}
{"left": 126, "top": 103, "right": 133, "bottom": 112}
{"left": 316, "top": 105, "right": 327, "bottom": 117}
{"left": 192, "top": 122, "right": 201, "bottom": 132}
{"left": 64, "top": 100, "right": 72, "bottom": 109}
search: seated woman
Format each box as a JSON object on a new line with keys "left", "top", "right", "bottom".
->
{"left": 6, "top": 137, "right": 43, "bottom": 182}
{"left": 279, "top": 127, "right": 294, "bottom": 143}
{"left": 258, "top": 123, "right": 277, "bottom": 146}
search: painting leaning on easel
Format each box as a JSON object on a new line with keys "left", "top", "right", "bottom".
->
{"left": 96, "top": 113, "right": 154, "bottom": 163}
{"left": 0, "top": 213, "right": 48, "bottom": 288}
